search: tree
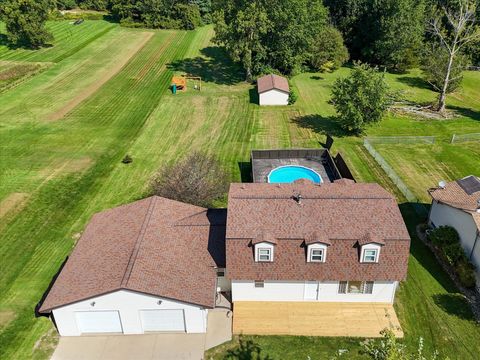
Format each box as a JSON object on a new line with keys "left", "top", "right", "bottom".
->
{"left": 331, "top": 62, "right": 389, "bottom": 134}
{"left": 0, "top": 0, "right": 54, "bottom": 49}
{"left": 150, "top": 152, "right": 228, "bottom": 208}
{"left": 310, "top": 25, "right": 349, "bottom": 72}
{"left": 428, "top": 0, "right": 479, "bottom": 112}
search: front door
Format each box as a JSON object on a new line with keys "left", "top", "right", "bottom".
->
{"left": 304, "top": 281, "right": 318, "bottom": 300}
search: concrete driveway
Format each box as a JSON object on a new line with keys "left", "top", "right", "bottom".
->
{"left": 51, "top": 309, "right": 232, "bottom": 360}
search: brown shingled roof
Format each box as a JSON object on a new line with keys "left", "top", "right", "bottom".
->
{"left": 226, "top": 182, "right": 410, "bottom": 282}
{"left": 257, "top": 74, "right": 290, "bottom": 94}
{"left": 429, "top": 176, "right": 480, "bottom": 212}
{"left": 39, "top": 197, "right": 226, "bottom": 312}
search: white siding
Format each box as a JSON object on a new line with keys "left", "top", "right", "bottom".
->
{"left": 259, "top": 89, "right": 289, "bottom": 106}
{"left": 52, "top": 290, "right": 208, "bottom": 336}
{"left": 429, "top": 201, "right": 480, "bottom": 269}
{"left": 232, "top": 280, "right": 397, "bottom": 303}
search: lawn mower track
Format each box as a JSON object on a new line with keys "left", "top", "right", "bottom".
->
{"left": 47, "top": 31, "right": 154, "bottom": 122}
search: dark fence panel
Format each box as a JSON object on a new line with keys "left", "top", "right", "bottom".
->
{"left": 334, "top": 153, "right": 356, "bottom": 182}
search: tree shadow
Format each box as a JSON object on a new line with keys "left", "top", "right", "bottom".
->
{"left": 396, "top": 76, "right": 432, "bottom": 91}
{"left": 167, "top": 46, "right": 244, "bottom": 85}
{"left": 226, "top": 336, "right": 273, "bottom": 360}
{"left": 292, "top": 114, "right": 350, "bottom": 138}
{"left": 248, "top": 87, "right": 259, "bottom": 105}
{"left": 310, "top": 75, "right": 324, "bottom": 80}
{"left": 432, "top": 293, "right": 474, "bottom": 320}
{"left": 238, "top": 162, "right": 252, "bottom": 182}
{"left": 448, "top": 105, "right": 480, "bottom": 121}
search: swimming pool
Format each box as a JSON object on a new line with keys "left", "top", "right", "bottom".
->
{"left": 268, "top": 165, "right": 322, "bottom": 184}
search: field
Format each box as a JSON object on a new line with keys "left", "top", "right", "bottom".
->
{"left": 0, "top": 22, "right": 479, "bottom": 359}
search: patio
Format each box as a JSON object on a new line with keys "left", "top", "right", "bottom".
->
{"left": 233, "top": 301, "right": 403, "bottom": 338}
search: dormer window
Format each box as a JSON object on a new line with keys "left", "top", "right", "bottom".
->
{"left": 362, "top": 249, "right": 378, "bottom": 263}
{"left": 306, "top": 242, "right": 328, "bottom": 263}
{"left": 257, "top": 248, "right": 272, "bottom": 262}
{"left": 310, "top": 249, "right": 324, "bottom": 262}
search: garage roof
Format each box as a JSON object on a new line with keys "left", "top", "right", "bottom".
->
{"left": 257, "top": 74, "right": 290, "bottom": 94}
{"left": 39, "top": 197, "right": 226, "bottom": 312}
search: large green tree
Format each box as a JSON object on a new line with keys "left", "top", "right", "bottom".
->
{"left": 0, "top": 0, "right": 55, "bottom": 48}
{"left": 213, "top": 0, "right": 328, "bottom": 78}
{"left": 331, "top": 62, "right": 389, "bottom": 134}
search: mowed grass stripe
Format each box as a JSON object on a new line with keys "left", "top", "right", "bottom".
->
{"left": 0, "top": 21, "right": 115, "bottom": 63}
{"left": 0, "top": 29, "right": 195, "bottom": 359}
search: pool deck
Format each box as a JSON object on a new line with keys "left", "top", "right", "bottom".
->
{"left": 253, "top": 158, "right": 336, "bottom": 183}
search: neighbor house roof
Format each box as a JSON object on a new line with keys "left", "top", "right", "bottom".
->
{"left": 226, "top": 180, "right": 410, "bottom": 282}
{"left": 39, "top": 197, "right": 226, "bottom": 312}
{"left": 429, "top": 176, "right": 480, "bottom": 212}
{"left": 257, "top": 74, "right": 290, "bottom": 94}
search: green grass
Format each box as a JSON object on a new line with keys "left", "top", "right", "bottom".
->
{"left": 0, "top": 23, "right": 479, "bottom": 359}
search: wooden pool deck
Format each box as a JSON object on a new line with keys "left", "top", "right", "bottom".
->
{"left": 232, "top": 301, "right": 403, "bottom": 338}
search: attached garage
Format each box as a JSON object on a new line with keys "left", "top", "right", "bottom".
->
{"left": 75, "top": 311, "right": 123, "bottom": 334}
{"left": 140, "top": 309, "right": 185, "bottom": 332}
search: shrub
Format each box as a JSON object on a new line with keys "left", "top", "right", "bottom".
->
{"left": 443, "top": 242, "right": 466, "bottom": 266}
{"left": 56, "top": 0, "right": 77, "bottom": 10}
{"left": 150, "top": 151, "right": 228, "bottom": 208}
{"left": 121, "top": 154, "right": 133, "bottom": 164}
{"left": 331, "top": 62, "right": 389, "bottom": 134}
{"left": 428, "top": 226, "right": 460, "bottom": 247}
{"left": 288, "top": 85, "right": 298, "bottom": 105}
{"left": 456, "top": 261, "right": 476, "bottom": 288}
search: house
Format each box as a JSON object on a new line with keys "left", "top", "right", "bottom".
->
{"left": 428, "top": 175, "right": 480, "bottom": 285}
{"left": 38, "top": 197, "right": 227, "bottom": 336}
{"left": 39, "top": 179, "right": 410, "bottom": 336}
{"left": 257, "top": 74, "right": 290, "bottom": 106}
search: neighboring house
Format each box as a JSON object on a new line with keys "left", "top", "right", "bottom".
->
{"left": 257, "top": 74, "right": 290, "bottom": 106}
{"left": 39, "top": 179, "right": 410, "bottom": 336}
{"left": 428, "top": 175, "right": 480, "bottom": 285}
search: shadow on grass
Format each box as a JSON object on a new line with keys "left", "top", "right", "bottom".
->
{"left": 35, "top": 256, "right": 69, "bottom": 318}
{"left": 167, "top": 46, "right": 244, "bottom": 85}
{"left": 249, "top": 87, "right": 259, "bottom": 105}
{"left": 226, "top": 336, "right": 273, "bottom": 360}
{"left": 292, "top": 114, "right": 350, "bottom": 138}
{"left": 432, "top": 293, "right": 474, "bottom": 320}
{"left": 310, "top": 75, "right": 324, "bottom": 80}
{"left": 396, "top": 76, "right": 432, "bottom": 90}
{"left": 0, "top": 33, "right": 54, "bottom": 50}
{"left": 448, "top": 105, "right": 480, "bottom": 121}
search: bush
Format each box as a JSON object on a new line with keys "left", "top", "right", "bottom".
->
{"left": 121, "top": 154, "right": 133, "bottom": 164}
{"left": 443, "top": 242, "right": 466, "bottom": 266}
{"left": 288, "top": 83, "right": 298, "bottom": 105}
{"left": 56, "top": 0, "right": 77, "bottom": 10}
{"left": 456, "top": 262, "right": 476, "bottom": 288}
{"left": 150, "top": 152, "right": 228, "bottom": 208}
{"left": 310, "top": 25, "right": 349, "bottom": 72}
{"left": 331, "top": 62, "right": 389, "bottom": 134}
{"left": 428, "top": 226, "right": 460, "bottom": 247}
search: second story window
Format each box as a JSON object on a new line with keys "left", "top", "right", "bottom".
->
{"left": 257, "top": 248, "right": 272, "bottom": 262}
{"left": 310, "top": 249, "right": 324, "bottom": 262}
{"left": 362, "top": 249, "right": 378, "bottom": 263}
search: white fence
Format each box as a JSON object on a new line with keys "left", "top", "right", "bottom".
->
{"left": 451, "top": 133, "right": 480, "bottom": 143}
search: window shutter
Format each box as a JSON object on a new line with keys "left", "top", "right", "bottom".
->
{"left": 364, "top": 281, "right": 374, "bottom": 294}
{"left": 338, "top": 281, "right": 347, "bottom": 294}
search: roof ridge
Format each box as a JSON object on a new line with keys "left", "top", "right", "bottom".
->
{"left": 121, "top": 197, "right": 157, "bottom": 288}
{"left": 175, "top": 209, "right": 208, "bottom": 226}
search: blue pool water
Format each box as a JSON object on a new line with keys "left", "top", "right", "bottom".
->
{"left": 268, "top": 166, "right": 322, "bottom": 184}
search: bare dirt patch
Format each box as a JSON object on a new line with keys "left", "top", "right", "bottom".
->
{"left": 47, "top": 31, "right": 154, "bottom": 121}
{"left": 0, "top": 310, "right": 16, "bottom": 329}
{"left": 0, "top": 193, "right": 29, "bottom": 219}
{"left": 37, "top": 157, "right": 94, "bottom": 181}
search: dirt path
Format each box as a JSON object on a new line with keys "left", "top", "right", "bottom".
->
{"left": 48, "top": 31, "right": 154, "bottom": 121}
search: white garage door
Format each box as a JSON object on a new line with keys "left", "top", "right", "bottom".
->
{"left": 140, "top": 310, "right": 185, "bottom": 332}
{"left": 75, "top": 311, "right": 123, "bottom": 334}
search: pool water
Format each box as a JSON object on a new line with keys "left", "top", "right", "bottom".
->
{"left": 268, "top": 166, "right": 322, "bottom": 184}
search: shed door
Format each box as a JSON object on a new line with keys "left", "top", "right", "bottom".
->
{"left": 75, "top": 311, "right": 123, "bottom": 334}
{"left": 140, "top": 310, "right": 186, "bottom": 332}
{"left": 304, "top": 281, "right": 319, "bottom": 300}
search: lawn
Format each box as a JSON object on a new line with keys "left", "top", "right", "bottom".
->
{"left": 0, "top": 23, "right": 479, "bottom": 359}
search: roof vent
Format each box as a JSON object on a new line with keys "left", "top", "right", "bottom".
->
{"left": 292, "top": 193, "right": 302, "bottom": 204}
{"left": 438, "top": 180, "right": 447, "bottom": 189}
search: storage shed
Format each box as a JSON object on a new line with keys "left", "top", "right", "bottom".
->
{"left": 257, "top": 74, "right": 290, "bottom": 106}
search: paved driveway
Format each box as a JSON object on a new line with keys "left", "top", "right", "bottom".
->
{"left": 51, "top": 309, "right": 232, "bottom": 360}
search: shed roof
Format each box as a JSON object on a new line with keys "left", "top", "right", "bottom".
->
{"left": 257, "top": 74, "right": 290, "bottom": 94}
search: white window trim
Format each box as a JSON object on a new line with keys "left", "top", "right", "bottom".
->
{"left": 360, "top": 243, "right": 381, "bottom": 263}
{"left": 254, "top": 242, "right": 274, "bottom": 262}
{"left": 258, "top": 248, "right": 272, "bottom": 262}
{"left": 338, "top": 281, "right": 374, "bottom": 294}
{"left": 307, "top": 243, "right": 327, "bottom": 263}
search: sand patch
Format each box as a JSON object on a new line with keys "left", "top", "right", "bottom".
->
{"left": 0, "top": 193, "right": 29, "bottom": 219}
{"left": 47, "top": 31, "right": 154, "bottom": 121}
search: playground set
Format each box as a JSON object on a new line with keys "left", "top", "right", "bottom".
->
{"left": 171, "top": 75, "right": 202, "bottom": 94}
